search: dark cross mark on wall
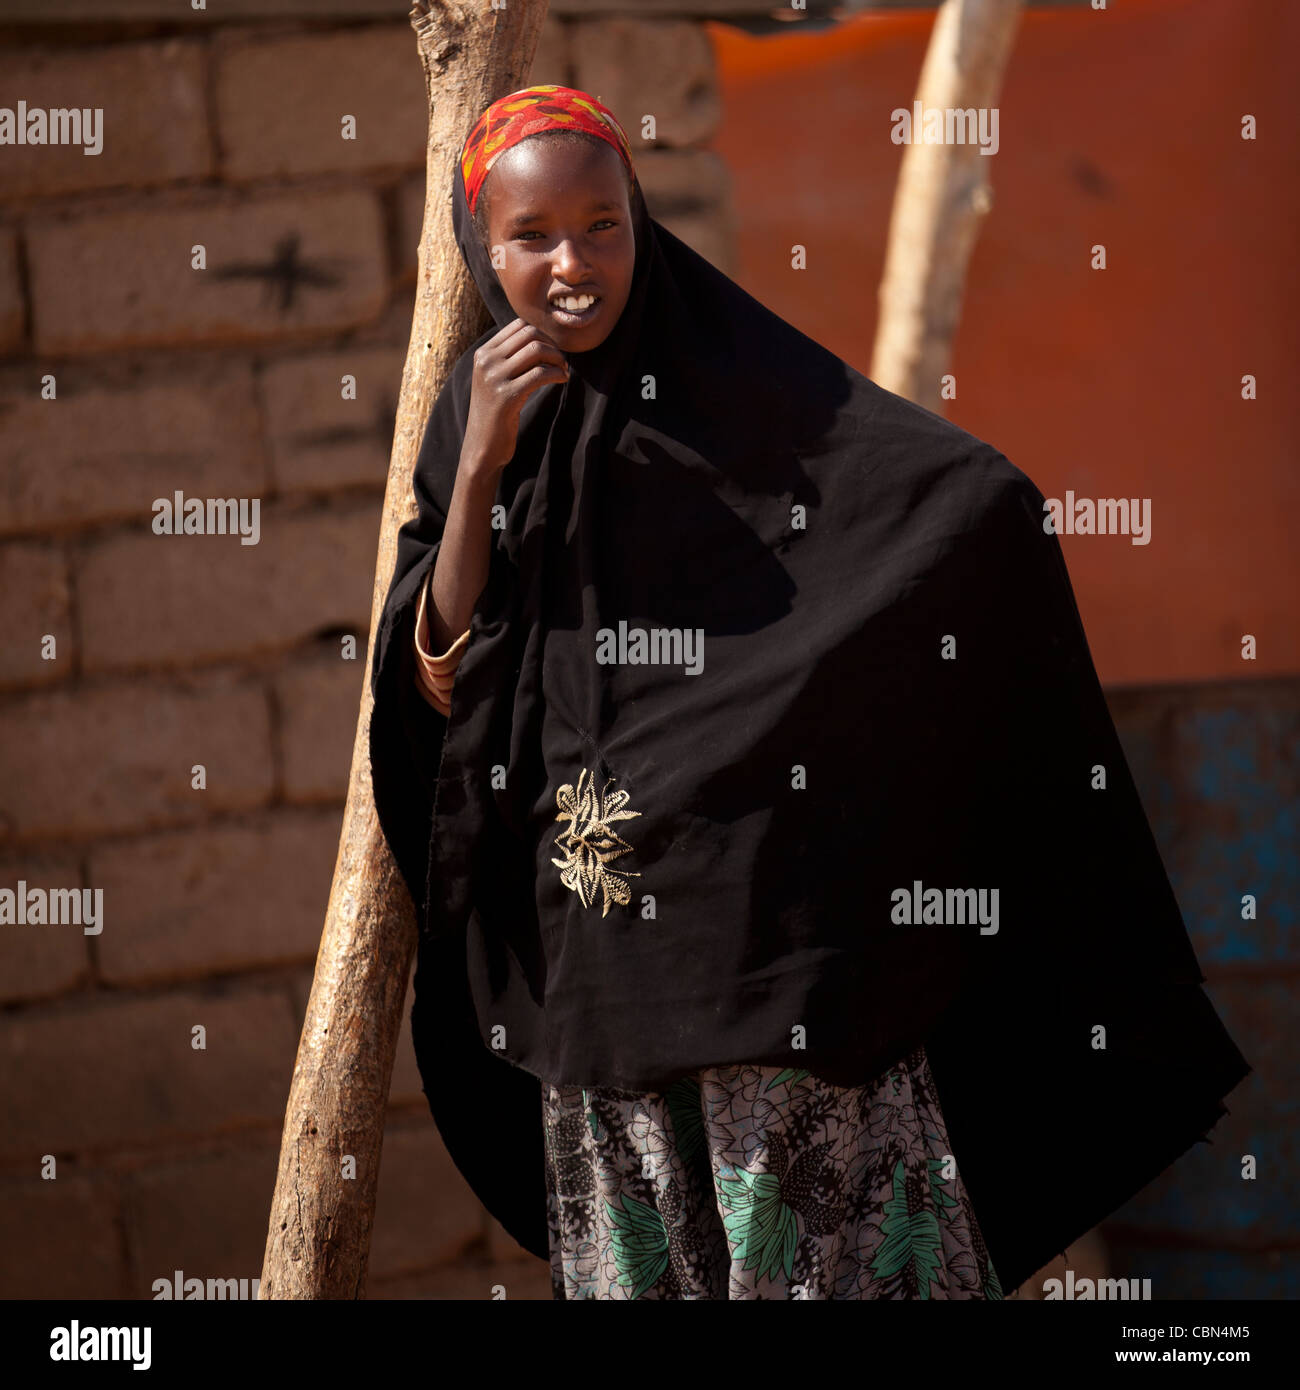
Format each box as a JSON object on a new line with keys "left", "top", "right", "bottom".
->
{"left": 212, "top": 233, "right": 345, "bottom": 313}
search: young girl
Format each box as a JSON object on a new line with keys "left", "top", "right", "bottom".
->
{"left": 369, "top": 85, "right": 1250, "bottom": 1301}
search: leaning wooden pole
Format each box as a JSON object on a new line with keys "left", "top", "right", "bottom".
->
{"left": 260, "top": 0, "right": 546, "bottom": 1300}
{"left": 870, "top": 0, "right": 1024, "bottom": 411}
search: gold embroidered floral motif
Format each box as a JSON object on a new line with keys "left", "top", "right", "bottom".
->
{"left": 551, "top": 767, "right": 642, "bottom": 918}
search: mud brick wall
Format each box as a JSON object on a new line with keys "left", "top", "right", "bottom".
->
{"left": 0, "top": 3, "right": 743, "bottom": 1302}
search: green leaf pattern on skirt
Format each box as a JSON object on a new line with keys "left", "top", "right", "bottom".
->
{"left": 543, "top": 1046, "right": 1002, "bottom": 1300}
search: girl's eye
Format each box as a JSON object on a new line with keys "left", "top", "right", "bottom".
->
{"left": 514, "top": 220, "right": 617, "bottom": 242}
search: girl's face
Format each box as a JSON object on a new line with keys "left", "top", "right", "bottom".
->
{"left": 480, "top": 136, "right": 636, "bottom": 354}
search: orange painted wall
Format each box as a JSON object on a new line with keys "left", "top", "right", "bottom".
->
{"left": 709, "top": 0, "right": 1299, "bottom": 687}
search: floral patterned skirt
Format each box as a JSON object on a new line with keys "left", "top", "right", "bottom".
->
{"left": 542, "top": 1045, "right": 1003, "bottom": 1300}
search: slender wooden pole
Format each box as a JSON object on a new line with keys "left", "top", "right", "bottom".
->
{"left": 259, "top": 0, "right": 547, "bottom": 1300}
{"left": 870, "top": 0, "right": 1025, "bottom": 411}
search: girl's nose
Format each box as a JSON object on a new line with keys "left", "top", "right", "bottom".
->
{"left": 552, "top": 238, "right": 591, "bottom": 276}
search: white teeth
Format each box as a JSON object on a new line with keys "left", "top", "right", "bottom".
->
{"left": 554, "top": 294, "right": 596, "bottom": 312}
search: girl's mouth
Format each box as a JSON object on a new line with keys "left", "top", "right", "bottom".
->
{"left": 549, "top": 294, "right": 601, "bottom": 326}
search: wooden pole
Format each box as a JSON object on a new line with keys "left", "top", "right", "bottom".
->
{"left": 870, "top": 0, "right": 1025, "bottom": 411}
{"left": 259, "top": 0, "right": 547, "bottom": 1300}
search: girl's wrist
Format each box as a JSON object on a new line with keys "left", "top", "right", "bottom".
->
{"left": 458, "top": 449, "right": 507, "bottom": 489}
{"left": 449, "top": 459, "right": 502, "bottom": 527}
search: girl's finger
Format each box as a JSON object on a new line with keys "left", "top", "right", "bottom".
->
{"left": 504, "top": 333, "right": 567, "bottom": 374}
{"left": 488, "top": 317, "right": 533, "bottom": 353}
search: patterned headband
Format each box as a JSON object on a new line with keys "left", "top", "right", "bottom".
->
{"left": 460, "top": 84, "right": 636, "bottom": 216}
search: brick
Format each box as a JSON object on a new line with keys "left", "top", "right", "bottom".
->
{"left": 0, "top": 987, "right": 299, "bottom": 1159}
{"left": 91, "top": 811, "right": 339, "bottom": 987}
{"left": 653, "top": 210, "right": 733, "bottom": 277}
{"left": 0, "top": 1172, "right": 126, "bottom": 1298}
{"left": 0, "top": 368, "right": 268, "bottom": 537}
{"left": 370, "top": 1122, "right": 485, "bottom": 1277}
{"left": 216, "top": 26, "right": 426, "bottom": 182}
{"left": 261, "top": 347, "right": 402, "bottom": 495}
{"left": 527, "top": 16, "right": 571, "bottom": 90}
{"left": 123, "top": 1143, "right": 278, "bottom": 1299}
{"left": 396, "top": 172, "right": 425, "bottom": 282}
{"left": 0, "top": 852, "right": 90, "bottom": 1005}
{"left": 276, "top": 649, "right": 364, "bottom": 803}
{"left": 0, "top": 41, "right": 209, "bottom": 202}
{"left": 572, "top": 19, "right": 721, "bottom": 149}
{"left": 28, "top": 190, "right": 388, "bottom": 355}
{"left": 284, "top": 961, "right": 314, "bottom": 1025}
{"left": 0, "top": 228, "right": 23, "bottom": 353}
{"left": 0, "top": 678, "right": 272, "bottom": 843}
{"left": 0, "top": 541, "right": 72, "bottom": 690}
{"left": 78, "top": 499, "right": 381, "bottom": 673}
{"left": 368, "top": 1258, "right": 553, "bottom": 1300}
{"left": 637, "top": 148, "right": 738, "bottom": 275}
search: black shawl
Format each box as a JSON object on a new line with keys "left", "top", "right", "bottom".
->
{"left": 369, "top": 159, "right": 1251, "bottom": 1292}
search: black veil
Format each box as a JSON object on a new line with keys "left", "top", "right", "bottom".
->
{"left": 368, "top": 133, "right": 1251, "bottom": 1285}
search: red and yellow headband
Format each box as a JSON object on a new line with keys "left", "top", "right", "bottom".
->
{"left": 460, "top": 84, "right": 635, "bottom": 216}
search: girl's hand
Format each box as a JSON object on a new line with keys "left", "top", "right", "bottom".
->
{"left": 461, "top": 318, "right": 570, "bottom": 478}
